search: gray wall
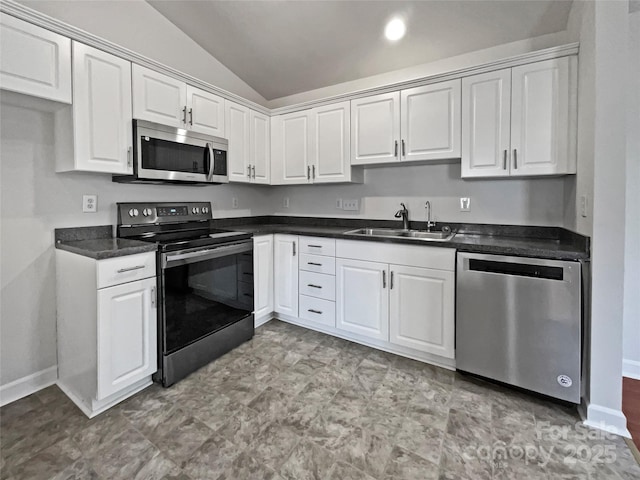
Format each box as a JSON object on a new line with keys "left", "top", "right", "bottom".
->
{"left": 0, "top": 103, "right": 272, "bottom": 386}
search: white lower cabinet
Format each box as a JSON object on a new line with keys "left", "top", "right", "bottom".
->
{"left": 253, "top": 235, "right": 274, "bottom": 322}
{"left": 388, "top": 265, "right": 455, "bottom": 358}
{"left": 56, "top": 250, "right": 157, "bottom": 417}
{"left": 335, "top": 258, "right": 389, "bottom": 341}
{"left": 274, "top": 234, "right": 299, "bottom": 317}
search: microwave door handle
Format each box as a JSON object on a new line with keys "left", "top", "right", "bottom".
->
{"left": 206, "top": 143, "right": 214, "bottom": 180}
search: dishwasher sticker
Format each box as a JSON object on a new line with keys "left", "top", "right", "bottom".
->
{"left": 557, "top": 375, "right": 573, "bottom": 387}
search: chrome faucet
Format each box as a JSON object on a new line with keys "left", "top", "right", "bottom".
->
{"left": 395, "top": 203, "right": 410, "bottom": 230}
{"left": 425, "top": 201, "right": 435, "bottom": 231}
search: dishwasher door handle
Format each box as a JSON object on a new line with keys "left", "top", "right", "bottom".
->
{"left": 468, "top": 258, "right": 564, "bottom": 281}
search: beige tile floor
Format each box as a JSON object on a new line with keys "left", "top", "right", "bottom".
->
{"left": 1, "top": 320, "right": 638, "bottom": 480}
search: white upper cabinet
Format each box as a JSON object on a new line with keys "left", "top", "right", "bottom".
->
{"left": 510, "top": 57, "right": 575, "bottom": 176}
{"left": 186, "top": 85, "right": 225, "bottom": 137}
{"left": 461, "top": 69, "right": 511, "bottom": 178}
{"left": 132, "top": 64, "right": 225, "bottom": 135}
{"left": 226, "top": 101, "right": 251, "bottom": 183}
{"left": 401, "top": 80, "right": 461, "bottom": 162}
{"left": 351, "top": 92, "right": 400, "bottom": 165}
{"left": 132, "top": 64, "right": 186, "bottom": 127}
{"left": 250, "top": 110, "right": 271, "bottom": 184}
{"left": 311, "top": 101, "right": 361, "bottom": 183}
{"left": 0, "top": 14, "right": 71, "bottom": 103}
{"left": 271, "top": 110, "right": 312, "bottom": 184}
{"left": 462, "top": 57, "right": 576, "bottom": 178}
{"left": 58, "top": 42, "right": 133, "bottom": 174}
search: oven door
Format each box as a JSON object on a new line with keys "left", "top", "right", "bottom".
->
{"left": 135, "top": 120, "right": 228, "bottom": 183}
{"left": 160, "top": 240, "right": 253, "bottom": 355}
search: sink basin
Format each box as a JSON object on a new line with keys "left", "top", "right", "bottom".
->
{"left": 344, "top": 228, "right": 455, "bottom": 242}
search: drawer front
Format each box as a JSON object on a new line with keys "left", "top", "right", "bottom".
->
{"left": 97, "top": 252, "right": 156, "bottom": 289}
{"left": 299, "top": 295, "right": 336, "bottom": 328}
{"left": 299, "top": 253, "right": 336, "bottom": 275}
{"left": 299, "top": 236, "right": 336, "bottom": 257}
{"left": 299, "top": 271, "right": 335, "bottom": 301}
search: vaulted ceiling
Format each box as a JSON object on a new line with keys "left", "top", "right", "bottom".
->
{"left": 147, "top": 0, "right": 573, "bottom": 101}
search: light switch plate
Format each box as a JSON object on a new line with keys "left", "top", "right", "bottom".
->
{"left": 460, "top": 197, "right": 471, "bottom": 212}
{"left": 580, "top": 195, "right": 588, "bottom": 218}
{"left": 283, "top": 197, "right": 290, "bottom": 208}
{"left": 343, "top": 199, "right": 359, "bottom": 211}
{"left": 83, "top": 195, "right": 97, "bottom": 213}
{"left": 336, "top": 198, "right": 343, "bottom": 209}
{"left": 232, "top": 198, "right": 238, "bottom": 209}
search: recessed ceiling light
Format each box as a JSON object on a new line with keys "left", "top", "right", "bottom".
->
{"left": 385, "top": 18, "right": 406, "bottom": 42}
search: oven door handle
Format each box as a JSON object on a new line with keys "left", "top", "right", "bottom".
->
{"left": 163, "top": 242, "right": 252, "bottom": 269}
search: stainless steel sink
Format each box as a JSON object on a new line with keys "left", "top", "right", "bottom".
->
{"left": 344, "top": 228, "right": 455, "bottom": 241}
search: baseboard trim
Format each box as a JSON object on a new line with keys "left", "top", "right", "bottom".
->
{"left": 583, "top": 402, "right": 631, "bottom": 438}
{"left": 623, "top": 359, "right": 640, "bottom": 380}
{"left": 255, "top": 314, "right": 273, "bottom": 328}
{"left": 0, "top": 366, "right": 58, "bottom": 407}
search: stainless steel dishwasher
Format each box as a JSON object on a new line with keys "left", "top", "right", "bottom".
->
{"left": 456, "top": 252, "right": 581, "bottom": 403}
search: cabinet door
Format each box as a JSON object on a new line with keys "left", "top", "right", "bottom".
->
{"left": 274, "top": 235, "right": 299, "bottom": 317}
{"left": 400, "top": 80, "right": 461, "bottom": 162}
{"left": 226, "top": 101, "right": 251, "bottom": 183}
{"left": 0, "top": 15, "right": 71, "bottom": 103}
{"left": 389, "top": 265, "right": 455, "bottom": 359}
{"left": 132, "top": 64, "right": 186, "bottom": 127}
{"left": 461, "top": 69, "right": 511, "bottom": 178}
{"left": 351, "top": 92, "right": 400, "bottom": 165}
{"left": 271, "top": 111, "right": 312, "bottom": 184}
{"left": 250, "top": 110, "right": 271, "bottom": 184}
{"left": 336, "top": 258, "right": 389, "bottom": 341}
{"left": 97, "top": 277, "right": 157, "bottom": 400}
{"left": 253, "top": 235, "right": 274, "bottom": 319}
{"left": 72, "top": 42, "right": 133, "bottom": 174}
{"left": 510, "top": 57, "right": 575, "bottom": 176}
{"left": 186, "top": 85, "right": 225, "bottom": 137}
{"left": 311, "top": 101, "right": 351, "bottom": 183}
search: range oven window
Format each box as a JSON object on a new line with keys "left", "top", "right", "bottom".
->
{"left": 161, "top": 244, "right": 253, "bottom": 354}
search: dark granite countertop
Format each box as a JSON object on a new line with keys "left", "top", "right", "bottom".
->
{"left": 212, "top": 216, "right": 590, "bottom": 261}
{"left": 55, "top": 225, "right": 157, "bottom": 260}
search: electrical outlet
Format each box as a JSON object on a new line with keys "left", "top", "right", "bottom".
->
{"left": 460, "top": 197, "right": 471, "bottom": 212}
{"left": 336, "top": 198, "right": 343, "bottom": 209}
{"left": 580, "top": 194, "right": 588, "bottom": 218}
{"left": 232, "top": 197, "right": 238, "bottom": 209}
{"left": 82, "top": 194, "right": 97, "bottom": 213}
{"left": 343, "top": 199, "right": 359, "bottom": 211}
{"left": 283, "top": 197, "right": 290, "bottom": 208}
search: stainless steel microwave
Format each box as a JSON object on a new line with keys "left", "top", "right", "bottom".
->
{"left": 113, "top": 119, "right": 228, "bottom": 185}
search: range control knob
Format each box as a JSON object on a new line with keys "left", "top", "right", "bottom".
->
{"left": 192, "top": 207, "right": 200, "bottom": 214}
{"left": 202, "top": 207, "right": 209, "bottom": 214}
{"left": 128, "top": 208, "right": 139, "bottom": 217}
{"left": 142, "top": 208, "right": 152, "bottom": 217}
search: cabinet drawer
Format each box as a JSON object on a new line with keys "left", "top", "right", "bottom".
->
{"left": 299, "top": 236, "right": 336, "bottom": 256}
{"left": 97, "top": 252, "right": 156, "bottom": 289}
{"left": 299, "top": 295, "right": 335, "bottom": 328}
{"left": 299, "top": 271, "right": 335, "bottom": 301}
{"left": 299, "top": 253, "right": 336, "bottom": 275}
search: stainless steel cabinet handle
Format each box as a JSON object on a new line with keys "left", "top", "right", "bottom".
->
{"left": 307, "top": 262, "right": 322, "bottom": 266}
{"left": 247, "top": 165, "right": 252, "bottom": 177}
{"left": 394, "top": 140, "right": 398, "bottom": 157}
{"left": 292, "top": 242, "right": 296, "bottom": 256}
{"left": 189, "top": 108, "right": 193, "bottom": 126}
{"left": 308, "top": 309, "right": 323, "bottom": 315}
{"left": 307, "top": 284, "right": 322, "bottom": 289}
{"left": 308, "top": 245, "right": 322, "bottom": 248}
{"left": 503, "top": 150, "right": 507, "bottom": 170}
{"left": 390, "top": 271, "right": 394, "bottom": 290}
{"left": 117, "top": 265, "right": 145, "bottom": 273}
{"left": 182, "top": 106, "right": 187, "bottom": 124}
{"left": 513, "top": 149, "right": 518, "bottom": 169}
{"left": 382, "top": 270, "right": 386, "bottom": 288}
{"left": 402, "top": 139, "right": 406, "bottom": 157}
{"left": 127, "top": 146, "right": 132, "bottom": 167}
{"left": 151, "top": 286, "right": 156, "bottom": 308}
{"left": 252, "top": 165, "right": 256, "bottom": 178}
{"left": 312, "top": 165, "right": 316, "bottom": 179}
{"left": 307, "top": 166, "right": 311, "bottom": 180}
